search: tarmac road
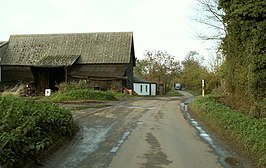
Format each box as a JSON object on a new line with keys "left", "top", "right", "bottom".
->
{"left": 39, "top": 92, "right": 229, "bottom": 168}
{"left": 108, "top": 93, "right": 223, "bottom": 168}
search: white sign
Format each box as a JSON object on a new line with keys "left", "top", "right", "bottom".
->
{"left": 202, "top": 80, "right": 205, "bottom": 97}
{"left": 45, "top": 89, "right": 51, "bottom": 96}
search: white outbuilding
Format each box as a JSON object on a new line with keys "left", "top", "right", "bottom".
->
{"left": 133, "top": 76, "right": 157, "bottom": 96}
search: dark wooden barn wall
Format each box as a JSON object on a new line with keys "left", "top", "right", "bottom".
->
{"left": 1, "top": 66, "right": 33, "bottom": 82}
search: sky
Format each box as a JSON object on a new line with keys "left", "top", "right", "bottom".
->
{"left": 0, "top": 0, "right": 217, "bottom": 61}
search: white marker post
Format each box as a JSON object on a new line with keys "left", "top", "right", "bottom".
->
{"left": 202, "top": 79, "right": 205, "bottom": 97}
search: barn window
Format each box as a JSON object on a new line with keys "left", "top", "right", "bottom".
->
{"left": 140, "top": 85, "right": 143, "bottom": 92}
{"left": 145, "top": 85, "right": 148, "bottom": 92}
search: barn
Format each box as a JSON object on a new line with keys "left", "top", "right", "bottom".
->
{"left": 0, "top": 32, "right": 135, "bottom": 93}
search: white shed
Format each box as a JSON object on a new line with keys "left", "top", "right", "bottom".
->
{"left": 133, "top": 76, "right": 157, "bottom": 96}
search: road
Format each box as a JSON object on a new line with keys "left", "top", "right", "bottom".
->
{"left": 108, "top": 93, "right": 222, "bottom": 168}
{"left": 38, "top": 92, "right": 232, "bottom": 168}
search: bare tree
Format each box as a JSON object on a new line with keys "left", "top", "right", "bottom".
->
{"left": 193, "top": 0, "right": 226, "bottom": 40}
{"left": 135, "top": 50, "right": 181, "bottom": 93}
{"left": 205, "top": 48, "right": 224, "bottom": 72}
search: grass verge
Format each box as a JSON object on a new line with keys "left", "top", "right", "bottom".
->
{"left": 43, "top": 89, "right": 116, "bottom": 102}
{"left": 189, "top": 95, "right": 266, "bottom": 167}
{"left": 166, "top": 91, "right": 183, "bottom": 96}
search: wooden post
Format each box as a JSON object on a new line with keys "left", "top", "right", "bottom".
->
{"left": 202, "top": 79, "right": 205, "bottom": 97}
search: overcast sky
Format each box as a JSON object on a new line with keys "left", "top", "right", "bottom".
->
{"left": 1, "top": 0, "right": 216, "bottom": 61}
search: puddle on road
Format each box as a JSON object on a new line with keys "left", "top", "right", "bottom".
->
{"left": 110, "top": 129, "right": 132, "bottom": 153}
{"left": 180, "top": 99, "right": 241, "bottom": 168}
{"left": 57, "top": 125, "right": 113, "bottom": 168}
{"left": 118, "top": 105, "right": 143, "bottom": 109}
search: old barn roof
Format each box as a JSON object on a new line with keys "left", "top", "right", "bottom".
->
{"left": 0, "top": 41, "right": 7, "bottom": 46}
{"left": 0, "top": 32, "right": 135, "bottom": 67}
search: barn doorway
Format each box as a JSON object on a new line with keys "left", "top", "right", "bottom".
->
{"left": 49, "top": 67, "right": 65, "bottom": 90}
{"left": 31, "top": 67, "right": 66, "bottom": 93}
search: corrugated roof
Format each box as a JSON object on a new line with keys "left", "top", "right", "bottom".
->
{"left": 0, "top": 32, "right": 134, "bottom": 67}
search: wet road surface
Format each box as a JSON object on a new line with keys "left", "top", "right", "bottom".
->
{"left": 38, "top": 92, "right": 249, "bottom": 168}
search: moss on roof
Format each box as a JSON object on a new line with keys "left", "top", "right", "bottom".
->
{"left": 0, "top": 32, "right": 135, "bottom": 67}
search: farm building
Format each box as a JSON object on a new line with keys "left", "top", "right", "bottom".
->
{"left": 133, "top": 76, "right": 157, "bottom": 96}
{"left": 0, "top": 32, "right": 135, "bottom": 93}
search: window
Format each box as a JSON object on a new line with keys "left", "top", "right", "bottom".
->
{"left": 145, "top": 85, "right": 148, "bottom": 92}
{"left": 140, "top": 85, "right": 143, "bottom": 92}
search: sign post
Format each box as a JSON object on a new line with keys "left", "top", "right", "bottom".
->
{"left": 202, "top": 79, "right": 205, "bottom": 97}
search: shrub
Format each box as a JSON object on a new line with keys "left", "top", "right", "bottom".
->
{"left": 0, "top": 95, "right": 75, "bottom": 167}
{"left": 57, "top": 80, "right": 91, "bottom": 92}
{"left": 47, "top": 88, "right": 116, "bottom": 102}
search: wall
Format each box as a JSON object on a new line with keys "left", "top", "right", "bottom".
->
{"left": 150, "top": 84, "right": 156, "bottom": 96}
{"left": 133, "top": 83, "right": 156, "bottom": 96}
{"left": 125, "top": 47, "right": 135, "bottom": 90}
{"left": 1, "top": 66, "right": 33, "bottom": 82}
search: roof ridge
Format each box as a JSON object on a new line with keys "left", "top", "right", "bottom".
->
{"left": 10, "top": 32, "right": 133, "bottom": 38}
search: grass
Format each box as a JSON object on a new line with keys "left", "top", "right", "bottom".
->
{"left": 43, "top": 89, "right": 116, "bottom": 102}
{"left": 166, "top": 91, "right": 183, "bottom": 96}
{"left": 112, "top": 91, "right": 133, "bottom": 99}
{"left": 189, "top": 95, "right": 266, "bottom": 167}
{"left": 41, "top": 81, "right": 134, "bottom": 102}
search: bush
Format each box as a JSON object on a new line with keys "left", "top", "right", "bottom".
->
{"left": 47, "top": 89, "right": 116, "bottom": 102}
{"left": 57, "top": 81, "right": 91, "bottom": 92}
{"left": 0, "top": 95, "right": 75, "bottom": 167}
{"left": 46, "top": 82, "right": 117, "bottom": 102}
{"left": 190, "top": 95, "right": 266, "bottom": 167}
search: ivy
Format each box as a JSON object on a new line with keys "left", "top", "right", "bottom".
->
{"left": 218, "top": 0, "right": 266, "bottom": 118}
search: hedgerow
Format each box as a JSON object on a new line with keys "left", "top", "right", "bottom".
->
{"left": 0, "top": 95, "right": 75, "bottom": 167}
{"left": 219, "top": 0, "right": 266, "bottom": 118}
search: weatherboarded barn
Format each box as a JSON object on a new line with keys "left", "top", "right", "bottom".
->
{"left": 0, "top": 32, "right": 135, "bottom": 92}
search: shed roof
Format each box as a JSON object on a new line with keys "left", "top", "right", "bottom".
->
{"left": 0, "top": 32, "right": 135, "bottom": 67}
{"left": 133, "top": 75, "right": 157, "bottom": 84}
